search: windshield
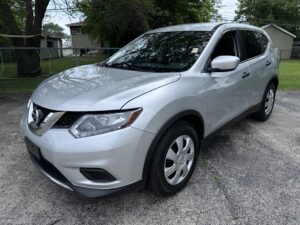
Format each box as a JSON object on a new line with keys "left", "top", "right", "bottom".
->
{"left": 104, "top": 31, "right": 212, "bottom": 72}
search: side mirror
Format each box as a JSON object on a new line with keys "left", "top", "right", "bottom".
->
{"left": 211, "top": 56, "right": 240, "bottom": 72}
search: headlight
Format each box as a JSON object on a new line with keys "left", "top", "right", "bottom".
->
{"left": 69, "top": 108, "right": 142, "bottom": 138}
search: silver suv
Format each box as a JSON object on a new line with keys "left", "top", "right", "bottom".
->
{"left": 20, "top": 23, "right": 279, "bottom": 198}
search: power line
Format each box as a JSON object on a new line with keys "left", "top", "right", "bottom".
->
{"left": 4, "top": 4, "right": 300, "bottom": 24}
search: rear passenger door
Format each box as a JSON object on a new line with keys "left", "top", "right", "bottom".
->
{"left": 239, "top": 30, "right": 272, "bottom": 106}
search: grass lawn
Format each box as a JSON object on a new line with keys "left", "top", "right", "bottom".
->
{"left": 0, "top": 58, "right": 299, "bottom": 93}
{"left": 279, "top": 60, "right": 300, "bottom": 90}
{"left": 0, "top": 56, "right": 105, "bottom": 93}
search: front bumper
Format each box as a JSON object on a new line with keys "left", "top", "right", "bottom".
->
{"left": 20, "top": 113, "right": 154, "bottom": 198}
{"left": 28, "top": 151, "right": 145, "bottom": 198}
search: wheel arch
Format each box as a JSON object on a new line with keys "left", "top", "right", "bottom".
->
{"left": 268, "top": 75, "right": 279, "bottom": 90}
{"left": 142, "top": 110, "right": 205, "bottom": 181}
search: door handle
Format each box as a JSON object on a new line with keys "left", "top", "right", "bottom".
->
{"left": 242, "top": 72, "right": 250, "bottom": 79}
{"left": 266, "top": 61, "right": 272, "bottom": 66}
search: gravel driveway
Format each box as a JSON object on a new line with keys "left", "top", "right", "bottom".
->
{"left": 0, "top": 92, "right": 299, "bottom": 225}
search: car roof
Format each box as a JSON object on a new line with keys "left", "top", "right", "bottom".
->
{"left": 147, "top": 22, "right": 261, "bottom": 33}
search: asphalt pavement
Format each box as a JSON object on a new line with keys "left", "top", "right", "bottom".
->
{"left": 0, "top": 91, "right": 299, "bottom": 225}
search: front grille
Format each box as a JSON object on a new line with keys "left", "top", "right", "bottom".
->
{"left": 29, "top": 104, "right": 82, "bottom": 129}
{"left": 33, "top": 105, "right": 125, "bottom": 129}
{"left": 53, "top": 112, "right": 84, "bottom": 128}
{"left": 30, "top": 103, "right": 78, "bottom": 129}
{"left": 32, "top": 103, "right": 53, "bottom": 127}
{"left": 28, "top": 103, "right": 64, "bottom": 135}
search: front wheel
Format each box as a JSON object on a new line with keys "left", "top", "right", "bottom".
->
{"left": 147, "top": 121, "right": 199, "bottom": 196}
{"left": 252, "top": 83, "right": 276, "bottom": 121}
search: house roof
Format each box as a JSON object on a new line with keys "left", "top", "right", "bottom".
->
{"left": 66, "top": 22, "right": 85, "bottom": 27}
{"left": 261, "top": 24, "right": 296, "bottom": 38}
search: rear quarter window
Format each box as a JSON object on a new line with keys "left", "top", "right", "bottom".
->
{"left": 257, "top": 32, "right": 269, "bottom": 53}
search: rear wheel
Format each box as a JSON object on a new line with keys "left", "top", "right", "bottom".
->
{"left": 252, "top": 83, "right": 276, "bottom": 121}
{"left": 147, "top": 121, "right": 199, "bottom": 196}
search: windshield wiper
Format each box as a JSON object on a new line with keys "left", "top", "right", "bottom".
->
{"left": 103, "top": 62, "right": 187, "bottom": 72}
{"left": 129, "top": 63, "right": 189, "bottom": 72}
{"left": 104, "top": 62, "right": 129, "bottom": 69}
{"left": 104, "top": 62, "right": 156, "bottom": 72}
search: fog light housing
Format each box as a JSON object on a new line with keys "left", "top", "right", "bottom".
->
{"left": 80, "top": 168, "right": 117, "bottom": 182}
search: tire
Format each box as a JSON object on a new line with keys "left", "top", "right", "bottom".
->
{"left": 252, "top": 83, "right": 276, "bottom": 121}
{"left": 147, "top": 121, "right": 200, "bottom": 196}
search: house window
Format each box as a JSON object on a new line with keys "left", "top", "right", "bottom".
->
{"left": 71, "top": 28, "right": 82, "bottom": 35}
{"left": 47, "top": 41, "right": 53, "bottom": 48}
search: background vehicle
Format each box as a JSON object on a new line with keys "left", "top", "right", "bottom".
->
{"left": 20, "top": 23, "right": 279, "bottom": 197}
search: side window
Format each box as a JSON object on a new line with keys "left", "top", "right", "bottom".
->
{"left": 240, "top": 30, "right": 262, "bottom": 60}
{"left": 257, "top": 32, "right": 269, "bottom": 53}
{"left": 211, "top": 31, "right": 238, "bottom": 60}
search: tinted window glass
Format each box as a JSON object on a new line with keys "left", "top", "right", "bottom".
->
{"left": 211, "top": 31, "right": 237, "bottom": 60}
{"left": 257, "top": 32, "right": 269, "bottom": 52}
{"left": 240, "top": 30, "right": 262, "bottom": 60}
{"left": 105, "top": 31, "right": 212, "bottom": 72}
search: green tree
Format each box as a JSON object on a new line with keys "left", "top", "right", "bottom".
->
{"left": 79, "top": 0, "right": 219, "bottom": 47}
{"left": 0, "top": 0, "right": 75, "bottom": 76}
{"left": 80, "top": 0, "right": 153, "bottom": 47}
{"left": 43, "top": 22, "right": 69, "bottom": 39}
{"left": 235, "top": 0, "right": 300, "bottom": 35}
{"left": 151, "top": 0, "right": 218, "bottom": 28}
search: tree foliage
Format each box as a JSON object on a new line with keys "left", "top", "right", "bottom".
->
{"left": 235, "top": 0, "right": 300, "bottom": 35}
{"left": 79, "top": 0, "right": 219, "bottom": 47}
{"left": 80, "top": 0, "right": 153, "bottom": 47}
{"left": 43, "top": 22, "right": 69, "bottom": 39}
{"left": 151, "top": 0, "right": 218, "bottom": 28}
{"left": 0, "top": 0, "right": 50, "bottom": 41}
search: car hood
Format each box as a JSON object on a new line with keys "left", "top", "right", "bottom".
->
{"left": 31, "top": 64, "right": 180, "bottom": 111}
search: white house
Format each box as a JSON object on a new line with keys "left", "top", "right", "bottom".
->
{"left": 261, "top": 24, "right": 296, "bottom": 59}
{"left": 40, "top": 36, "right": 63, "bottom": 60}
{"left": 66, "top": 22, "right": 101, "bottom": 49}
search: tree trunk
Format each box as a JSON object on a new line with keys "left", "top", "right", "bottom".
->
{"left": 0, "top": 0, "right": 50, "bottom": 77}
{"left": 10, "top": 36, "right": 42, "bottom": 77}
{"left": 15, "top": 48, "right": 41, "bottom": 77}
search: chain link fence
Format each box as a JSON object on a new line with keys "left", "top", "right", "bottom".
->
{"left": 0, "top": 47, "right": 299, "bottom": 80}
{"left": 0, "top": 46, "right": 299, "bottom": 93}
{"left": 279, "top": 49, "right": 300, "bottom": 60}
{"left": 291, "top": 49, "right": 300, "bottom": 59}
{"left": 0, "top": 47, "right": 120, "bottom": 79}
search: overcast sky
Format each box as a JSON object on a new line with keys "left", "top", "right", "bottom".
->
{"left": 218, "top": 0, "right": 238, "bottom": 21}
{"left": 49, "top": 0, "right": 238, "bottom": 35}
